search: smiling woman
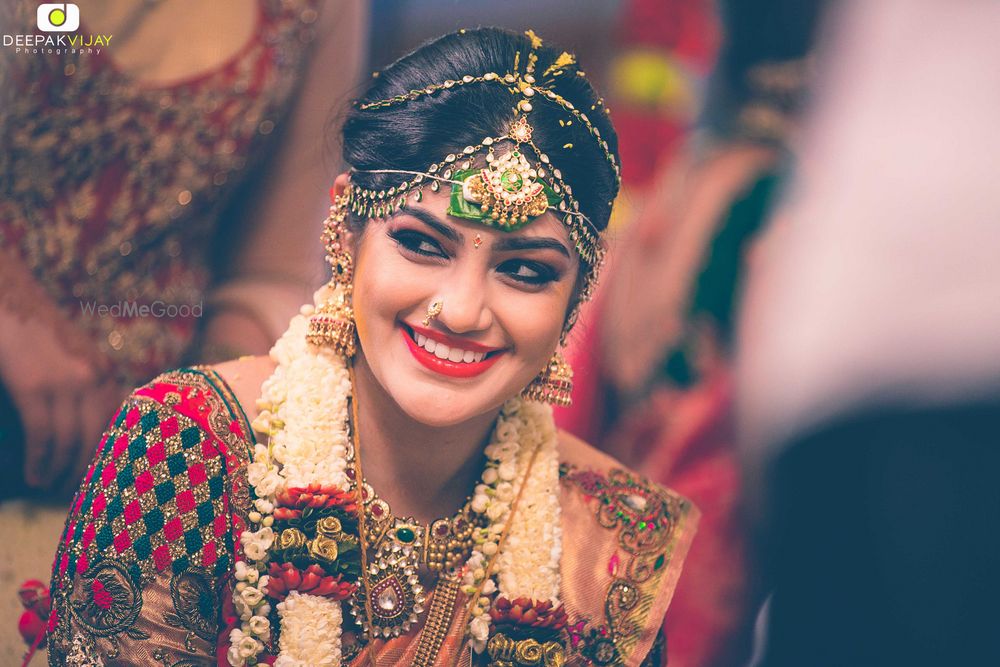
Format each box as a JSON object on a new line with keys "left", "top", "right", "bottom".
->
{"left": 44, "top": 27, "right": 697, "bottom": 667}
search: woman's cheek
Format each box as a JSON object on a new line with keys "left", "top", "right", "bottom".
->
{"left": 499, "top": 290, "right": 567, "bottom": 367}
{"left": 354, "top": 246, "right": 421, "bottom": 335}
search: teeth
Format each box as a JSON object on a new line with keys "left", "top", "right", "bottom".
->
{"left": 411, "top": 329, "right": 489, "bottom": 363}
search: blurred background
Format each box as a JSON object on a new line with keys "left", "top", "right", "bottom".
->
{"left": 3, "top": 1, "right": 998, "bottom": 665}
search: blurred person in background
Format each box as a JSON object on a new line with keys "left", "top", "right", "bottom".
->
{"left": 0, "top": 0, "right": 367, "bottom": 495}
{"left": 558, "top": 1, "right": 827, "bottom": 665}
{"left": 737, "top": 0, "right": 1000, "bottom": 664}
{"left": 1, "top": 0, "right": 366, "bottom": 661}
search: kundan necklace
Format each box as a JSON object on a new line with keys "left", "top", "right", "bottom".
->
{"left": 345, "top": 374, "right": 487, "bottom": 643}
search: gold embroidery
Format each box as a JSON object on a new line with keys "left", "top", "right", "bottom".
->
{"left": 0, "top": 0, "right": 319, "bottom": 385}
{"left": 48, "top": 368, "right": 254, "bottom": 664}
{"left": 561, "top": 466, "right": 693, "bottom": 664}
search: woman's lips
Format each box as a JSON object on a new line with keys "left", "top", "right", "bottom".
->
{"left": 401, "top": 325, "right": 505, "bottom": 378}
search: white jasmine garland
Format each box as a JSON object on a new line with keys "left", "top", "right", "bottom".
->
{"left": 497, "top": 400, "right": 562, "bottom": 602}
{"left": 461, "top": 396, "right": 562, "bottom": 653}
{"left": 274, "top": 592, "right": 344, "bottom": 667}
{"left": 227, "top": 629, "right": 263, "bottom": 666}
{"left": 229, "top": 282, "right": 563, "bottom": 665}
{"left": 248, "top": 614, "right": 272, "bottom": 642}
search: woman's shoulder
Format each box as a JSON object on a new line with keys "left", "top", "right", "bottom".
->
{"left": 555, "top": 429, "right": 698, "bottom": 667}
{"left": 556, "top": 428, "right": 695, "bottom": 515}
{"left": 116, "top": 361, "right": 266, "bottom": 470}
{"left": 123, "top": 355, "right": 275, "bottom": 447}
{"left": 46, "top": 363, "right": 269, "bottom": 664}
{"left": 209, "top": 354, "right": 277, "bottom": 426}
{"left": 53, "top": 364, "right": 262, "bottom": 579}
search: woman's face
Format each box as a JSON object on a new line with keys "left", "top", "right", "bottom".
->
{"left": 345, "top": 175, "right": 579, "bottom": 427}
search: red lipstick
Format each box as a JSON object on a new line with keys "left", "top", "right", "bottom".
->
{"left": 401, "top": 324, "right": 505, "bottom": 378}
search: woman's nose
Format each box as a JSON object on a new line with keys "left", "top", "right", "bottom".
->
{"left": 435, "top": 265, "right": 494, "bottom": 335}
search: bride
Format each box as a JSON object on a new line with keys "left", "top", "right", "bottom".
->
{"left": 43, "top": 27, "right": 696, "bottom": 667}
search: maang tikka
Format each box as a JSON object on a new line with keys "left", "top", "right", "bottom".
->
{"left": 307, "top": 192, "right": 358, "bottom": 357}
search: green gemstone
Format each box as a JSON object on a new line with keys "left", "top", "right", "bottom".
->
{"left": 500, "top": 170, "right": 523, "bottom": 193}
{"left": 396, "top": 527, "right": 416, "bottom": 543}
{"left": 638, "top": 521, "right": 648, "bottom": 531}
{"left": 654, "top": 554, "right": 665, "bottom": 570}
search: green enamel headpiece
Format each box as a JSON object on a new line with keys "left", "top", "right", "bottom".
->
{"left": 447, "top": 167, "right": 562, "bottom": 231}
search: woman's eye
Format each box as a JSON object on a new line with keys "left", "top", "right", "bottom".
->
{"left": 389, "top": 230, "right": 447, "bottom": 258}
{"left": 498, "top": 260, "right": 559, "bottom": 286}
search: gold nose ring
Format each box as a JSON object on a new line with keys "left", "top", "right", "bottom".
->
{"left": 422, "top": 299, "right": 443, "bottom": 326}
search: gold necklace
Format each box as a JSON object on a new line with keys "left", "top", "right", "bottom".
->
{"left": 356, "top": 480, "right": 482, "bottom": 574}
{"left": 346, "top": 367, "right": 485, "bottom": 645}
{"left": 347, "top": 471, "right": 483, "bottom": 641}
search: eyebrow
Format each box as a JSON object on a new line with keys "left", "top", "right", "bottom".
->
{"left": 493, "top": 236, "right": 571, "bottom": 258}
{"left": 397, "top": 206, "right": 463, "bottom": 243}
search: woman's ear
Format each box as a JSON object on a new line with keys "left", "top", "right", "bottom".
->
{"left": 331, "top": 172, "right": 351, "bottom": 199}
{"left": 330, "top": 171, "right": 359, "bottom": 254}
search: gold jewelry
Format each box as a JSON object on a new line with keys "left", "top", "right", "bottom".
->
{"left": 308, "top": 196, "right": 358, "bottom": 356}
{"left": 323, "top": 193, "right": 354, "bottom": 285}
{"left": 355, "top": 31, "right": 620, "bottom": 188}
{"left": 346, "top": 116, "right": 607, "bottom": 320}
{"left": 358, "top": 483, "right": 482, "bottom": 575}
{"left": 473, "top": 233, "right": 483, "bottom": 249}
{"left": 411, "top": 575, "right": 460, "bottom": 667}
{"left": 521, "top": 351, "right": 574, "bottom": 407}
{"left": 487, "top": 632, "right": 567, "bottom": 667}
{"left": 346, "top": 364, "right": 484, "bottom": 641}
{"left": 306, "top": 288, "right": 357, "bottom": 357}
{"left": 463, "top": 124, "right": 551, "bottom": 227}
{"left": 422, "top": 299, "right": 443, "bottom": 326}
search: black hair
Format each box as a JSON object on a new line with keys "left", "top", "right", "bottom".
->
{"left": 341, "top": 27, "right": 620, "bottom": 238}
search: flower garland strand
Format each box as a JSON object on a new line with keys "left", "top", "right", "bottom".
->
{"left": 275, "top": 591, "right": 344, "bottom": 667}
{"left": 228, "top": 282, "right": 563, "bottom": 665}
{"left": 230, "top": 284, "right": 353, "bottom": 666}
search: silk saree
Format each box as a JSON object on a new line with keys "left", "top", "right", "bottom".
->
{"left": 45, "top": 367, "right": 697, "bottom": 666}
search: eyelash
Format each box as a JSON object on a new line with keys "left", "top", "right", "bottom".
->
{"left": 387, "top": 229, "right": 561, "bottom": 287}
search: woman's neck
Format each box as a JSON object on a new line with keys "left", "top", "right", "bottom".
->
{"left": 351, "top": 354, "right": 499, "bottom": 524}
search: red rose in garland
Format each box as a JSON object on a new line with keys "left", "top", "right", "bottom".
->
{"left": 266, "top": 562, "right": 356, "bottom": 602}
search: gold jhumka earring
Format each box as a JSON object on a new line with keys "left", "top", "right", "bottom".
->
{"left": 307, "top": 193, "right": 358, "bottom": 357}
{"left": 521, "top": 351, "right": 574, "bottom": 407}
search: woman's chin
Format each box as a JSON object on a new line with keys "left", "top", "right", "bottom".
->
{"left": 378, "top": 368, "right": 513, "bottom": 427}
{"left": 363, "top": 341, "right": 530, "bottom": 426}
{"left": 390, "top": 385, "right": 497, "bottom": 427}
